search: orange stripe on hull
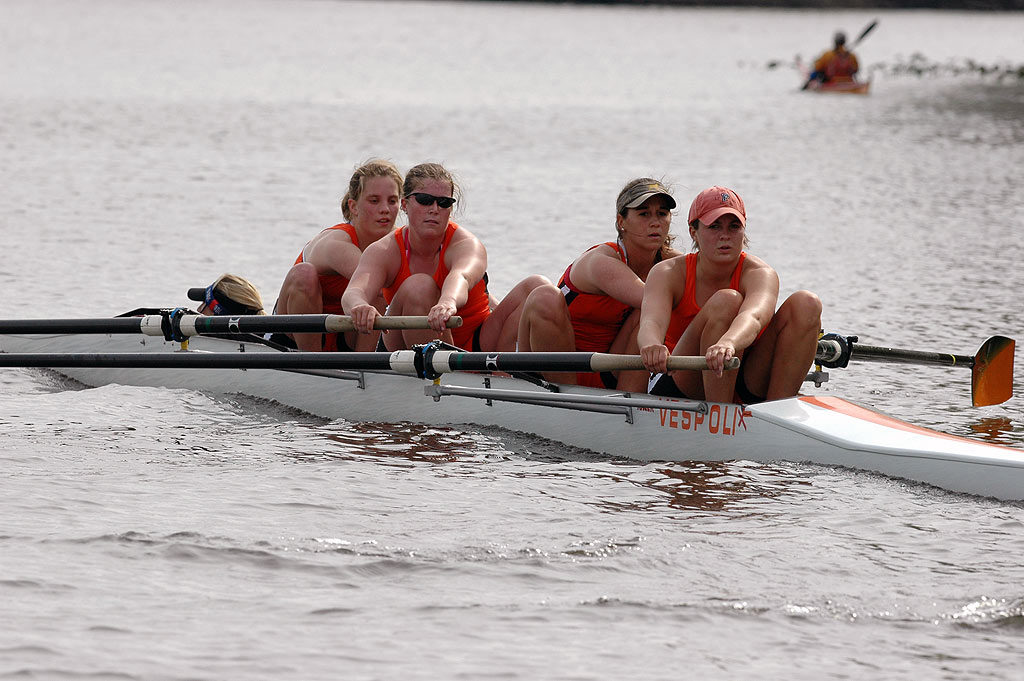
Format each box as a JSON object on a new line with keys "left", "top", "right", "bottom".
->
{"left": 797, "top": 395, "right": 1017, "bottom": 452}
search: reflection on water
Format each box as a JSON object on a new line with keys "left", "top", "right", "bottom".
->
{"left": 293, "top": 420, "right": 509, "bottom": 464}
{"left": 966, "top": 417, "right": 1021, "bottom": 445}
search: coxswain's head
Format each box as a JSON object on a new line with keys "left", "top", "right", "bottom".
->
{"left": 834, "top": 31, "right": 847, "bottom": 48}
{"left": 188, "top": 273, "right": 266, "bottom": 316}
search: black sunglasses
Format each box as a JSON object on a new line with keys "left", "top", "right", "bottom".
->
{"left": 407, "top": 192, "right": 456, "bottom": 209}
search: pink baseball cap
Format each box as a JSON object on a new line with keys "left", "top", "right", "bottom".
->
{"left": 687, "top": 186, "right": 746, "bottom": 227}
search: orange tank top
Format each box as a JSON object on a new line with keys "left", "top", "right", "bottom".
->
{"left": 557, "top": 242, "right": 633, "bottom": 353}
{"left": 663, "top": 251, "right": 747, "bottom": 351}
{"left": 294, "top": 223, "right": 359, "bottom": 316}
{"left": 382, "top": 221, "right": 491, "bottom": 349}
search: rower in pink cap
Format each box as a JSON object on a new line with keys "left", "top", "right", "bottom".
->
{"left": 636, "top": 186, "right": 821, "bottom": 404}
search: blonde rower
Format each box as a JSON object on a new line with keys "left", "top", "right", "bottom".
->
{"left": 343, "top": 162, "right": 547, "bottom": 351}
{"left": 275, "top": 160, "right": 403, "bottom": 351}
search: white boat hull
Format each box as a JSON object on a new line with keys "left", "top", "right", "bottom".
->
{"left": 3, "top": 331, "right": 1022, "bottom": 500}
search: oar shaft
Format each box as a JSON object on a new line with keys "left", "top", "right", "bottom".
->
{"left": 849, "top": 343, "right": 973, "bottom": 368}
{"left": 433, "top": 351, "right": 732, "bottom": 374}
{"left": 183, "top": 314, "right": 462, "bottom": 336}
{"left": 0, "top": 318, "right": 146, "bottom": 334}
{"left": 0, "top": 314, "right": 461, "bottom": 338}
{"left": 0, "top": 352, "right": 399, "bottom": 371}
{"left": 0, "top": 350, "right": 732, "bottom": 376}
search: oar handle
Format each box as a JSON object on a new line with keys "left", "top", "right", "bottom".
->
{"left": 589, "top": 354, "right": 740, "bottom": 372}
{"left": 323, "top": 315, "right": 463, "bottom": 333}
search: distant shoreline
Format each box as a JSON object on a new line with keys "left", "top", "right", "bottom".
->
{"left": 467, "top": 0, "right": 1024, "bottom": 10}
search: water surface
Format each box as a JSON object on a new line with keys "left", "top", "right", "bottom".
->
{"left": 1, "top": 1, "right": 1023, "bottom": 679}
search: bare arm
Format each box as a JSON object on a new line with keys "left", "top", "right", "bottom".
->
{"left": 704, "top": 263, "right": 780, "bottom": 374}
{"left": 637, "top": 259, "right": 683, "bottom": 373}
{"left": 429, "top": 230, "right": 488, "bottom": 332}
{"left": 568, "top": 246, "right": 645, "bottom": 308}
{"left": 341, "top": 237, "right": 398, "bottom": 333}
{"left": 304, "top": 231, "right": 363, "bottom": 279}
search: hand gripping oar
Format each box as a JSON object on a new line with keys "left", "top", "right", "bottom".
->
{"left": 816, "top": 333, "right": 1015, "bottom": 407}
{"left": 0, "top": 314, "right": 462, "bottom": 340}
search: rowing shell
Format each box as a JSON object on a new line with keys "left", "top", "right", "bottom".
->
{"left": 2, "top": 331, "right": 1022, "bottom": 500}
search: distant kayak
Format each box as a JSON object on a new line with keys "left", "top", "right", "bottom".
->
{"left": 805, "top": 79, "right": 871, "bottom": 95}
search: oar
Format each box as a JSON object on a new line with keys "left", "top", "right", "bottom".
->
{"left": 0, "top": 349, "right": 737, "bottom": 379}
{"left": 0, "top": 314, "right": 462, "bottom": 338}
{"left": 816, "top": 334, "right": 1015, "bottom": 407}
{"left": 849, "top": 19, "right": 878, "bottom": 49}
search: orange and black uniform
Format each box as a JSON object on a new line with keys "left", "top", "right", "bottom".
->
{"left": 558, "top": 241, "right": 632, "bottom": 388}
{"left": 293, "top": 223, "right": 359, "bottom": 351}
{"left": 652, "top": 251, "right": 765, "bottom": 403}
{"left": 383, "top": 221, "right": 491, "bottom": 351}
{"left": 663, "top": 252, "right": 747, "bottom": 351}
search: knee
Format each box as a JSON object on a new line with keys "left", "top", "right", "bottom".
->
{"left": 281, "top": 263, "right": 320, "bottom": 298}
{"left": 395, "top": 273, "right": 441, "bottom": 308}
{"left": 521, "top": 274, "right": 552, "bottom": 292}
{"left": 522, "top": 284, "right": 567, "bottom": 320}
{"left": 777, "top": 290, "right": 822, "bottom": 333}
{"left": 704, "top": 289, "right": 744, "bottom": 318}
{"left": 788, "top": 290, "right": 823, "bottom": 324}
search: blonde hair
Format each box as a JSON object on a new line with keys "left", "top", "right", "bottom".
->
{"left": 403, "top": 162, "right": 462, "bottom": 206}
{"left": 340, "top": 159, "right": 403, "bottom": 221}
{"left": 211, "top": 274, "right": 266, "bottom": 315}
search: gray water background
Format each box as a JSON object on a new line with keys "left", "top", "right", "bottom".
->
{"left": 2, "top": 1, "right": 1024, "bottom": 679}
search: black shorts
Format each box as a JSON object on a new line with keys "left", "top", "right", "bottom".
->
{"left": 375, "top": 324, "right": 484, "bottom": 352}
{"left": 648, "top": 364, "right": 766, "bottom": 404}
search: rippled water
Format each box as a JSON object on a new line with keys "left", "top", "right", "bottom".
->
{"left": 2, "top": 1, "right": 1024, "bottom": 679}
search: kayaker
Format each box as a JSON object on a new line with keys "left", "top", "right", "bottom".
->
{"left": 189, "top": 273, "right": 266, "bottom": 316}
{"left": 516, "top": 178, "right": 682, "bottom": 390}
{"left": 636, "top": 186, "right": 821, "bottom": 404}
{"left": 343, "top": 162, "right": 548, "bottom": 351}
{"left": 805, "top": 31, "right": 860, "bottom": 87}
{"left": 274, "top": 159, "right": 403, "bottom": 352}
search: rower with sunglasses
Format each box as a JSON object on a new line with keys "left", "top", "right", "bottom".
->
{"left": 343, "top": 162, "right": 548, "bottom": 351}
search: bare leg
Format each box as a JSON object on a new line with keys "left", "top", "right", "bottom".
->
{"left": 478, "top": 275, "right": 551, "bottom": 352}
{"left": 276, "top": 263, "right": 325, "bottom": 351}
{"left": 669, "top": 289, "right": 744, "bottom": 402}
{"left": 516, "top": 283, "right": 577, "bottom": 384}
{"left": 741, "top": 290, "right": 822, "bottom": 400}
{"left": 609, "top": 310, "right": 648, "bottom": 393}
{"left": 382, "top": 274, "right": 452, "bottom": 350}
{"left": 345, "top": 294, "right": 387, "bottom": 351}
